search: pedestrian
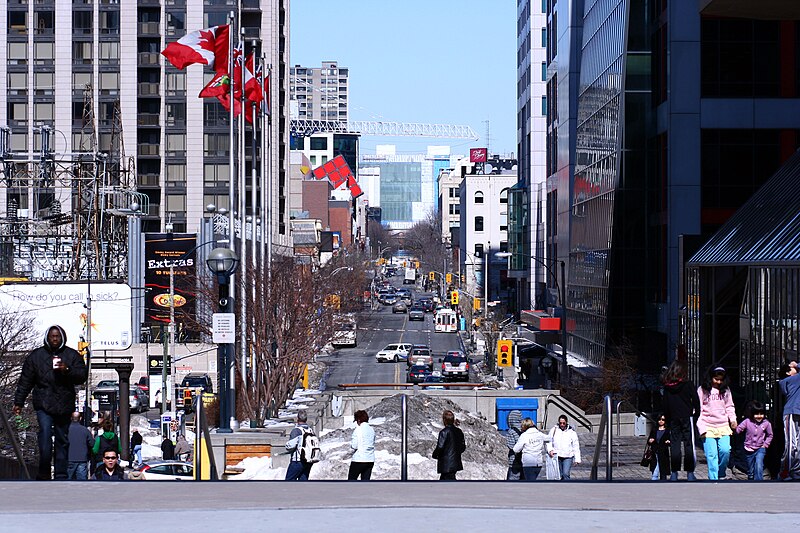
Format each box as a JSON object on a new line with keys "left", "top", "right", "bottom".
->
{"left": 348, "top": 409, "right": 375, "bottom": 480}
{"left": 92, "top": 418, "right": 121, "bottom": 469}
{"left": 504, "top": 410, "right": 524, "bottom": 480}
{"left": 513, "top": 417, "right": 550, "bottom": 481}
{"left": 547, "top": 414, "right": 581, "bottom": 480}
{"left": 696, "top": 366, "right": 737, "bottom": 480}
{"left": 130, "top": 429, "right": 143, "bottom": 467}
{"left": 161, "top": 435, "right": 176, "bottom": 461}
{"left": 735, "top": 400, "right": 773, "bottom": 480}
{"left": 67, "top": 412, "right": 94, "bottom": 480}
{"left": 92, "top": 449, "right": 126, "bottom": 480}
{"left": 175, "top": 434, "right": 192, "bottom": 462}
{"left": 646, "top": 414, "right": 671, "bottom": 480}
{"left": 285, "top": 410, "right": 314, "bottom": 480}
{"left": 432, "top": 409, "right": 466, "bottom": 480}
{"left": 13, "top": 325, "right": 88, "bottom": 480}
{"left": 662, "top": 359, "right": 700, "bottom": 481}
{"left": 778, "top": 361, "right": 800, "bottom": 480}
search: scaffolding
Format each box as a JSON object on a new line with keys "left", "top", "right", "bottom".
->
{"left": 0, "top": 87, "right": 145, "bottom": 281}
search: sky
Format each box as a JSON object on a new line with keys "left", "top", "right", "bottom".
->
{"left": 290, "top": 0, "right": 518, "bottom": 157}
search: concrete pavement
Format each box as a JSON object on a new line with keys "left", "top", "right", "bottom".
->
{"left": 0, "top": 481, "right": 795, "bottom": 531}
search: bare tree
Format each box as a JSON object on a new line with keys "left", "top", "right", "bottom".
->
{"left": 402, "top": 212, "right": 449, "bottom": 278}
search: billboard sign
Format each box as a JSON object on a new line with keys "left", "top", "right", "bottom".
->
{"left": 0, "top": 282, "right": 133, "bottom": 351}
{"left": 144, "top": 233, "right": 197, "bottom": 327}
{"left": 470, "top": 148, "right": 488, "bottom": 163}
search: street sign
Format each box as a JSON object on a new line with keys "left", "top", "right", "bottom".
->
{"left": 212, "top": 313, "right": 236, "bottom": 343}
{"left": 148, "top": 354, "right": 171, "bottom": 375}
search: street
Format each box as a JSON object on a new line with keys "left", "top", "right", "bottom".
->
{"left": 321, "top": 285, "right": 468, "bottom": 390}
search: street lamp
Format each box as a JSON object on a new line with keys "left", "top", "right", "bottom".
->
{"left": 496, "top": 252, "right": 568, "bottom": 383}
{"left": 207, "top": 247, "right": 239, "bottom": 433}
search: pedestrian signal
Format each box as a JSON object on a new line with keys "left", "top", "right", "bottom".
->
{"left": 446, "top": 273, "right": 452, "bottom": 284}
{"left": 497, "top": 339, "right": 513, "bottom": 367}
{"left": 429, "top": 271, "right": 435, "bottom": 281}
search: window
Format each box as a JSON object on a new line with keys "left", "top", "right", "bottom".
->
{"left": 99, "top": 11, "right": 120, "bottom": 33}
{"left": 166, "top": 134, "right": 186, "bottom": 154}
{"left": 73, "top": 42, "right": 92, "bottom": 63}
{"left": 541, "top": 28, "right": 547, "bottom": 48}
{"left": 475, "top": 243, "right": 484, "bottom": 257}
{"left": 204, "top": 194, "right": 229, "bottom": 211}
{"left": 500, "top": 225, "right": 508, "bottom": 233}
{"left": 100, "top": 72, "right": 119, "bottom": 93}
{"left": 449, "top": 187, "right": 460, "bottom": 198}
{"left": 166, "top": 164, "right": 186, "bottom": 183}
{"left": 203, "top": 12, "right": 227, "bottom": 28}
{"left": 203, "top": 133, "right": 229, "bottom": 156}
{"left": 475, "top": 216, "right": 484, "bottom": 232}
{"left": 34, "top": 42, "right": 55, "bottom": 63}
{"left": 166, "top": 103, "right": 185, "bottom": 126}
{"left": 73, "top": 11, "right": 92, "bottom": 34}
{"left": 166, "top": 72, "right": 185, "bottom": 94}
{"left": 500, "top": 241, "right": 508, "bottom": 253}
{"left": 8, "top": 42, "right": 28, "bottom": 64}
{"left": 448, "top": 204, "right": 460, "bottom": 215}
{"left": 73, "top": 72, "right": 92, "bottom": 91}
{"left": 500, "top": 189, "right": 508, "bottom": 204}
{"left": 310, "top": 155, "right": 317, "bottom": 165}
{"left": 34, "top": 103, "right": 54, "bottom": 121}
{"left": 99, "top": 42, "right": 119, "bottom": 64}
{"left": 34, "top": 72, "right": 54, "bottom": 95}
{"left": 310, "top": 137, "right": 327, "bottom": 150}
{"left": 204, "top": 164, "right": 230, "bottom": 187}
{"left": 474, "top": 191, "right": 484, "bottom": 204}
{"left": 542, "top": 62, "right": 547, "bottom": 81}
{"left": 166, "top": 194, "right": 186, "bottom": 212}
{"left": 9, "top": 11, "right": 27, "bottom": 34}
{"left": 8, "top": 102, "right": 28, "bottom": 123}
{"left": 8, "top": 73, "right": 27, "bottom": 94}
{"left": 542, "top": 96, "right": 547, "bottom": 116}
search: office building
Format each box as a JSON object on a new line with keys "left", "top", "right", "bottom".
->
{"left": 290, "top": 61, "right": 349, "bottom": 122}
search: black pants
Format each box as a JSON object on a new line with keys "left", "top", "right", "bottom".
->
{"left": 669, "top": 417, "right": 696, "bottom": 473}
{"left": 439, "top": 472, "right": 457, "bottom": 480}
{"left": 347, "top": 461, "right": 374, "bottom": 480}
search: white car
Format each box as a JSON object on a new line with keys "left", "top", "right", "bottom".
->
{"left": 136, "top": 461, "right": 194, "bottom": 480}
{"left": 375, "top": 343, "right": 413, "bottom": 363}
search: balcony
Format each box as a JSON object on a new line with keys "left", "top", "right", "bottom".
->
{"left": 138, "top": 22, "right": 159, "bottom": 35}
{"left": 137, "top": 144, "right": 160, "bottom": 157}
{"left": 138, "top": 52, "right": 160, "bottom": 66}
{"left": 138, "top": 173, "right": 159, "bottom": 186}
{"left": 137, "top": 82, "right": 160, "bottom": 96}
{"left": 137, "top": 113, "right": 160, "bottom": 127}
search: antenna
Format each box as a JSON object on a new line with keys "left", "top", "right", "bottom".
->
{"left": 484, "top": 119, "right": 492, "bottom": 155}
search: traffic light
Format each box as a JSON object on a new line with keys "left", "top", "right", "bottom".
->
{"left": 451, "top": 290, "right": 459, "bottom": 305}
{"left": 460, "top": 274, "right": 466, "bottom": 283}
{"left": 415, "top": 261, "right": 420, "bottom": 269}
{"left": 474, "top": 297, "right": 481, "bottom": 311}
{"left": 429, "top": 271, "right": 435, "bottom": 281}
{"left": 497, "top": 339, "right": 513, "bottom": 367}
{"left": 446, "top": 273, "right": 452, "bottom": 284}
{"left": 402, "top": 261, "right": 407, "bottom": 267}
{"left": 78, "top": 340, "right": 89, "bottom": 359}
{"left": 183, "top": 388, "right": 192, "bottom": 408}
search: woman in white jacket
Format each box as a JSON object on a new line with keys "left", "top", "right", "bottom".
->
{"left": 348, "top": 410, "right": 375, "bottom": 480}
{"left": 547, "top": 415, "right": 581, "bottom": 480}
{"left": 512, "top": 418, "right": 550, "bottom": 481}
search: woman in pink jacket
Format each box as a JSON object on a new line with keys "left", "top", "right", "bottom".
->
{"left": 696, "top": 366, "right": 737, "bottom": 480}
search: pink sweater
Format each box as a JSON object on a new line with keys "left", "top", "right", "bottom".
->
{"left": 696, "top": 386, "right": 736, "bottom": 435}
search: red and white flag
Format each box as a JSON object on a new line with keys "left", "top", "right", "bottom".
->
{"left": 162, "top": 25, "right": 229, "bottom": 73}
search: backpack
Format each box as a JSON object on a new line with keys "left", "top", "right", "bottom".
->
{"left": 299, "top": 427, "right": 321, "bottom": 463}
{"left": 95, "top": 433, "right": 119, "bottom": 463}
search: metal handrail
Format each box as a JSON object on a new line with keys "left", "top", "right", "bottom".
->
{"left": 590, "top": 395, "right": 613, "bottom": 481}
{"left": 541, "top": 394, "right": 593, "bottom": 433}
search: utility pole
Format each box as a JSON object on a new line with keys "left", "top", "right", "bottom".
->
{"left": 169, "top": 261, "right": 175, "bottom": 413}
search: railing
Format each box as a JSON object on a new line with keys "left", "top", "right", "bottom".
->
{"left": 337, "top": 382, "right": 484, "bottom": 390}
{"left": 0, "top": 403, "right": 31, "bottom": 479}
{"left": 541, "top": 393, "right": 593, "bottom": 432}
{"left": 590, "top": 395, "right": 613, "bottom": 481}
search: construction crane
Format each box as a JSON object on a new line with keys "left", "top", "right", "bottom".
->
{"left": 290, "top": 120, "right": 478, "bottom": 140}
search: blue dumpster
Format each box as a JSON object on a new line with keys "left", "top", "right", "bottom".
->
{"left": 496, "top": 398, "right": 538, "bottom": 430}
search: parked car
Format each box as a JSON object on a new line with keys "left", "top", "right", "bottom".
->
{"left": 136, "top": 461, "right": 194, "bottom": 481}
{"left": 137, "top": 376, "right": 149, "bottom": 393}
{"left": 375, "top": 343, "right": 413, "bottom": 363}
{"left": 408, "top": 305, "right": 425, "bottom": 321}
{"left": 407, "top": 347, "right": 433, "bottom": 368}
{"left": 392, "top": 301, "right": 407, "bottom": 314}
{"left": 92, "top": 381, "right": 149, "bottom": 413}
{"left": 407, "top": 364, "right": 431, "bottom": 384}
{"left": 440, "top": 351, "right": 470, "bottom": 382}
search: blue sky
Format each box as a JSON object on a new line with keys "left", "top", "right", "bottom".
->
{"left": 290, "top": 0, "right": 518, "bottom": 157}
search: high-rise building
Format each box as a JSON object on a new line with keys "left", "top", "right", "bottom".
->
{"left": 1, "top": 1, "right": 290, "bottom": 249}
{"left": 544, "top": 0, "right": 800, "bottom": 378}
{"left": 290, "top": 61, "right": 349, "bottom": 122}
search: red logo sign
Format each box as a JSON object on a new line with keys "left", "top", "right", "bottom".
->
{"left": 470, "top": 148, "right": 488, "bottom": 163}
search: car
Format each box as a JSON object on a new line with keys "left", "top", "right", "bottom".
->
{"left": 422, "top": 374, "right": 446, "bottom": 390}
{"left": 137, "top": 376, "right": 149, "bottom": 393}
{"left": 407, "top": 364, "right": 431, "bottom": 384}
{"left": 375, "top": 343, "right": 413, "bottom": 363}
{"left": 440, "top": 352, "right": 470, "bottom": 382}
{"left": 419, "top": 298, "right": 435, "bottom": 313}
{"left": 136, "top": 460, "right": 194, "bottom": 481}
{"left": 407, "top": 347, "right": 433, "bottom": 368}
{"left": 408, "top": 306, "right": 425, "bottom": 321}
{"left": 379, "top": 291, "right": 398, "bottom": 305}
{"left": 92, "top": 382, "right": 149, "bottom": 413}
{"left": 392, "top": 301, "right": 407, "bottom": 313}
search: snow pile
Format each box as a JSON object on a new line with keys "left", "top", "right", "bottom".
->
{"left": 240, "top": 393, "right": 509, "bottom": 481}
{"left": 129, "top": 414, "right": 195, "bottom": 462}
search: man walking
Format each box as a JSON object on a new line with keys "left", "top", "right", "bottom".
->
{"left": 14, "top": 325, "right": 88, "bottom": 480}
{"left": 67, "top": 412, "right": 94, "bottom": 480}
{"left": 285, "top": 410, "right": 314, "bottom": 480}
{"left": 432, "top": 410, "right": 466, "bottom": 480}
{"left": 779, "top": 361, "right": 800, "bottom": 480}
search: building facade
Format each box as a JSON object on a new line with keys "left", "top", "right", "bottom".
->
{"left": 289, "top": 61, "right": 349, "bottom": 122}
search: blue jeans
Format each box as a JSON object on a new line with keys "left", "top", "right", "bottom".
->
{"left": 745, "top": 447, "right": 766, "bottom": 480}
{"left": 522, "top": 466, "right": 542, "bottom": 481}
{"left": 652, "top": 463, "right": 660, "bottom": 480}
{"left": 36, "top": 410, "right": 71, "bottom": 480}
{"left": 558, "top": 457, "right": 574, "bottom": 480}
{"left": 285, "top": 461, "right": 312, "bottom": 481}
{"left": 702, "top": 435, "right": 731, "bottom": 480}
{"left": 67, "top": 461, "right": 88, "bottom": 480}
{"left": 133, "top": 444, "right": 142, "bottom": 465}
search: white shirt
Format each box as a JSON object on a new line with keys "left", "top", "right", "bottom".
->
{"left": 350, "top": 422, "right": 375, "bottom": 462}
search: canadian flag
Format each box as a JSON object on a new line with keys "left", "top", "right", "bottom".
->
{"left": 162, "top": 25, "right": 229, "bottom": 73}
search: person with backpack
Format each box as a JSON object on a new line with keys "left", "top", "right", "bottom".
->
{"left": 504, "top": 410, "right": 524, "bottom": 480}
{"left": 285, "top": 410, "right": 318, "bottom": 480}
{"left": 92, "top": 418, "right": 121, "bottom": 469}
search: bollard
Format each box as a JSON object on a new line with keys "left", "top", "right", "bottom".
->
{"left": 401, "top": 394, "right": 408, "bottom": 481}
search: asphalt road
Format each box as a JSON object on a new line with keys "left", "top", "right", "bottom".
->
{"left": 322, "top": 284, "right": 465, "bottom": 389}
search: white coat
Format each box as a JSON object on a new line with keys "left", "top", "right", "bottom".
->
{"left": 513, "top": 427, "right": 550, "bottom": 467}
{"left": 350, "top": 422, "right": 375, "bottom": 462}
{"left": 546, "top": 425, "right": 581, "bottom": 463}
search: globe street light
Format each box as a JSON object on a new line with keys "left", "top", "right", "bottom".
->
{"left": 207, "top": 247, "right": 239, "bottom": 432}
{"left": 496, "top": 252, "right": 568, "bottom": 383}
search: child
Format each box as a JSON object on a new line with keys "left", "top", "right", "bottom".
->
{"left": 697, "top": 366, "right": 737, "bottom": 480}
{"left": 647, "top": 414, "right": 671, "bottom": 480}
{"left": 662, "top": 359, "right": 700, "bottom": 480}
{"left": 735, "top": 400, "right": 773, "bottom": 480}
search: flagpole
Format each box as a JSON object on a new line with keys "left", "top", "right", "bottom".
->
{"left": 249, "top": 41, "right": 259, "bottom": 385}
{"left": 262, "top": 61, "right": 270, "bottom": 307}
{"left": 237, "top": 26, "right": 248, "bottom": 392}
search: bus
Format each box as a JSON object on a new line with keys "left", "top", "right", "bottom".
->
{"left": 434, "top": 308, "right": 458, "bottom": 333}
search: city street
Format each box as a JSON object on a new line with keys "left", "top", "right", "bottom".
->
{"left": 322, "top": 286, "right": 468, "bottom": 390}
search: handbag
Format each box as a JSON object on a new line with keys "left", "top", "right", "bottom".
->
{"left": 545, "top": 453, "right": 561, "bottom": 480}
{"left": 640, "top": 444, "right": 653, "bottom": 467}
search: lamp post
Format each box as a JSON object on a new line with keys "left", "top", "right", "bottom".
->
{"left": 207, "top": 247, "right": 239, "bottom": 432}
{"left": 497, "top": 252, "right": 568, "bottom": 383}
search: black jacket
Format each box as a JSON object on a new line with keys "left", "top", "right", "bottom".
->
{"left": 647, "top": 426, "right": 671, "bottom": 475}
{"left": 14, "top": 325, "right": 88, "bottom": 415}
{"left": 433, "top": 425, "right": 466, "bottom": 474}
{"left": 161, "top": 438, "right": 175, "bottom": 460}
{"left": 663, "top": 380, "right": 699, "bottom": 422}
{"left": 93, "top": 464, "right": 126, "bottom": 481}
{"left": 131, "top": 432, "right": 143, "bottom": 447}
